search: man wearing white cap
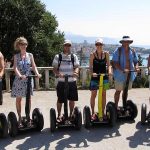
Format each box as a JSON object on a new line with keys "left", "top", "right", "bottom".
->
{"left": 52, "top": 39, "right": 79, "bottom": 122}
{"left": 112, "top": 36, "right": 139, "bottom": 108}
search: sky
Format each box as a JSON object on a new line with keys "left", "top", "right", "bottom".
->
{"left": 41, "top": 0, "right": 150, "bottom": 46}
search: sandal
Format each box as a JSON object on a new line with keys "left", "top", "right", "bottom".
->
{"left": 27, "top": 120, "right": 32, "bottom": 127}
{"left": 91, "top": 114, "right": 97, "bottom": 121}
{"left": 57, "top": 116, "right": 62, "bottom": 123}
{"left": 18, "top": 122, "right": 23, "bottom": 128}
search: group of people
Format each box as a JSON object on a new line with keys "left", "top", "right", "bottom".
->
{"left": 52, "top": 35, "right": 140, "bottom": 121}
{"left": 0, "top": 35, "right": 149, "bottom": 126}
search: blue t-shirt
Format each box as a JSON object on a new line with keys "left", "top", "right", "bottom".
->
{"left": 112, "top": 47, "right": 138, "bottom": 82}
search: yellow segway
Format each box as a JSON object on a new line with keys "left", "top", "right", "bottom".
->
{"left": 83, "top": 73, "right": 116, "bottom": 128}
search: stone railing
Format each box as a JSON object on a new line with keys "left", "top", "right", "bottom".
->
{"left": 4, "top": 66, "right": 149, "bottom": 91}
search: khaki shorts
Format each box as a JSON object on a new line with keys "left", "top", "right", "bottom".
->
{"left": 114, "top": 80, "right": 133, "bottom": 91}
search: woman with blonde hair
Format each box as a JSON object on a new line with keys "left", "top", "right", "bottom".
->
{"left": 11, "top": 37, "right": 41, "bottom": 127}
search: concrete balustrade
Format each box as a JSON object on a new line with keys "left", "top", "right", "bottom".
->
{"left": 4, "top": 66, "right": 149, "bottom": 91}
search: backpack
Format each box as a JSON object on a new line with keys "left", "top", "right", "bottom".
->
{"left": 111, "top": 47, "right": 136, "bottom": 69}
{"left": 57, "top": 53, "right": 75, "bottom": 70}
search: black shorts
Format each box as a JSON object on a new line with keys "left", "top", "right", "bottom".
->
{"left": 56, "top": 81, "right": 78, "bottom": 103}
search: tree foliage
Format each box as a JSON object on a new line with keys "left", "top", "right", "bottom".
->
{"left": 0, "top": 0, "right": 64, "bottom": 66}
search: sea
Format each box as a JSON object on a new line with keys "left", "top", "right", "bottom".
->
{"left": 80, "top": 53, "right": 149, "bottom": 67}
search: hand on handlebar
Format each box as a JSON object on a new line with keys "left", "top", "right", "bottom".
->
{"left": 36, "top": 74, "right": 42, "bottom": 78}
{"left": 92, "top": 73, "right": 98, "bottom": 77}
{"left": 20, "top": 75, "right": 26, "bottom": 80}
{"left": 58, "top": 73, "right": 64, "bottom": 78}
{"left": 73, "top": 72, "right": 79, "bottom": 78}
{"left": 124, "top": 69, "right": 129, "bottom": 73}
{"left": 135, "top": 68, "right": 140, "bottom": 73}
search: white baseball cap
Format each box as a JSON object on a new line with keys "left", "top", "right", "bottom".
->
{"left": 95, "top": 38, "right": 104, "bottom": 45}
{"left": 63, "top": 39, "right": 72, "bottom": 46}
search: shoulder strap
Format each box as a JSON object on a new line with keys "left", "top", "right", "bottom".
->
{"left": 118, "top": 47, "right": 122, "bottom": 65}
{"left": 58, "top": 53, "right": 75, "bottom": 70}
{"left": 71, "top": 53, "right": 74, "bottom": 68}
{"left": 57, "top": 53, "right": 62, "bottom": 70}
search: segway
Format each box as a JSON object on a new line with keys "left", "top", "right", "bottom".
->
{"left": 116, "top": 70, "right": 138, "bottom": 120}
{"left": 50, "top": 74, "right": 82, "bottom": 132}
{"left": 83, "top": 73, "right": 116, "bottom": 128}
{"left": 141, "top": 74, "right": 150, "bottom": 124}
{"left": 8, "top": 75, "right": 44, "bottom": 137}
{"left": 0, "top": 79, "right": 8, "bottom": 138}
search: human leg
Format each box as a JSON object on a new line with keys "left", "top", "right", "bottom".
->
{"left": 90, "top": 90, "right": 97, "bottom": 115}
{"left": 68, "top": 81, "right": 78, "bottom": 117}
{"left": 16, "top": 97, "right": 22, "bottom": 123}
{"left": 56, "top": 82, "right": 64, "bottom": 118}
{"left": 114, "top": 80, "right": 124, "bottom": 108}
{"left": 57, "top": 100, "right": 62, "bottom": 117}
{"left": 69, "top": 101, "right": 75, "bottom": 116}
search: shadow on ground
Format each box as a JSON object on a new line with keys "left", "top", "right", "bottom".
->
{"left": 127, "top": 121, "right": 150, "bottom": 148}
{"left": 0, "top": 122, "right": 122, "bottom": 150}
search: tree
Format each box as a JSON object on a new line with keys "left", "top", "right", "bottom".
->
{"left": 0, "top": 0, "right": 64, "bottom": 66}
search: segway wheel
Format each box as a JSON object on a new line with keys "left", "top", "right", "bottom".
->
{"left": 50, "top": 108, "right": 56, "bottom": 132}
{"left": 83, "top": 106, "right": 91, "bottom": 128}
{"left": 8, "top": 112, "right": 18, "bottom": 137}
{"left": 74, "top": 107, "right": 82, "bottom": 130}
{"left": 141, "top": 103, "right": 147, "bottom": 124}
{"left": 126, "top": 100, "right": 138, "bottom": 120}
{"left": 32, "top": 108, "right": 44, "bottom": 131}
{"left": 106, "top": 102, "right": 116, "bottom": 127}
{"left": 0, "top": 113, "right": 8, "bottom": 138}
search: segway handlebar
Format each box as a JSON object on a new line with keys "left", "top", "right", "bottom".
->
{"left": 26, "top": 75, "right": 38, "bottom": 78}
{"left": 92, "top": 73, "right": 110, "bottom": 77}
{"left": 123, "top": 69, "right": 137, "bottom": 73}
{"left": 56, "top": 74, "right": 74, "bottom": 78}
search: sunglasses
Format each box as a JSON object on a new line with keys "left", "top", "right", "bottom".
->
{"left": 19, "top": 43, "right": 27, "bottom": 46}
{"left": 64, "top": 44, "right": 71, "bottom": 47}
{"left": 95, "top": 43, "right": 103, "bottom": 46}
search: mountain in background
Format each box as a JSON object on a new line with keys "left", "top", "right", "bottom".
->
{"left": 65, "top": 33, "right": 118, "bottom": 44}
{"left": 65, "top": 33, "right": 150, "bottom": 49}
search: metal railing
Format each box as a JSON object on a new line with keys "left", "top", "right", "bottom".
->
{"left": 4, "top": 66, "right": 149, "bottom": 91}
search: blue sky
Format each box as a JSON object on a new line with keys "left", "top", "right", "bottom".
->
{"left": 41, "top": 0, "right": 150, "bottom": 45}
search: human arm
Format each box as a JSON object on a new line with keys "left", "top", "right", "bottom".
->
{"left": 52, "top": 54, "right": 64, "bottom": 77}
{"left": 73, "top": 54, "right": 79, "bottom": 77}
{"left": 105, "top": 51, "right": 112, "bottom": 75}
{"left": 0, "top": 52, "right": 4, "bottom": 78}
{"left": 30, "top": 53, "right": 41, "bottom": 78}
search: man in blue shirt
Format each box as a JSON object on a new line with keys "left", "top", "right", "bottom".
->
{"left": 112, "top": 36, "right": 139, "bottom": 108}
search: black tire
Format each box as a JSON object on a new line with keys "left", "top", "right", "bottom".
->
{"left": 74, "top": 107, "right": 82, "bottom": 130}
{"left": 106, "top": 102, "right": 116, "bottom": 127}
{"left": 50, "top": 108, "right": 56, "bottom": 132}
{"left": 0, "top": 113, "right": 8, "bottom": 138}
{"left": 32, "top": 108, "right": 44, "bottom": 131}
{"left": 83, "top": 106, "right": 91, "bottom": 128}
{"left": 141, "top": 103, "right": 147, "bottom": 124}
{"left": 126, "top": 100, "right": 138, "bottom": 120}
{"left": 8, "top": 112, "right": 18, "bottom": 137}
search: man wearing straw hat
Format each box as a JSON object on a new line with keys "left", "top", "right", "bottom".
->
{"left": 112, "top": 36, "right": 139, "bottom": 109}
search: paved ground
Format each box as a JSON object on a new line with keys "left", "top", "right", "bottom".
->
{"left": 0, "top": 88, "right": 150, "bottom": 150}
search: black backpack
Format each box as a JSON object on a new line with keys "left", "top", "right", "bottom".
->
{"left": 57, "top": 53, "right": 75, "bottom": 70}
